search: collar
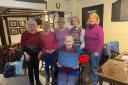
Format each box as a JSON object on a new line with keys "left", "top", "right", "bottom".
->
{"left": 73, "top": 26, "right": 82, "bottom": 31}
{"left": 63, "top": 46, "right": 75, "bottom": 52}
{"left": 88, "top": 24, "right": 97, "bottom": 29}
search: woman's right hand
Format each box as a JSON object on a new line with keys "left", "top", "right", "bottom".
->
{"left": 45, "top": 50, "right": 51, "bottom": 54}
{"left": 24, "top": 52, "right": 31, "bottom": 61}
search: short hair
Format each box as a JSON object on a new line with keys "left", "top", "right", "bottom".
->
{"left": 64, "top": 35, "right": 74, "bottom": 41}
{"left": 42, "top": 21, "right": 50, "bottom": 28}
{"left": 70, "top": 16, "right": 80, "bottom": 25}
{"left": 27, "top": 19, "right": 37, "bottom": 26}
{"left": 58, "top": 17, "right": 65, "bottom": 23}
{"left": 87, "top": 12, "right": 100, "bottom": 25}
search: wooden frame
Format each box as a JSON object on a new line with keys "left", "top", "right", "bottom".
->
{"left": 18, "top": 20, "right": 26, "bottom": 27}
{"left": 10, "top": 28, "right": 19, "bottom": 35}
{"left": 9, "top": 20, "right": 18, "bottom": 27}
{"left": 19, "top": 28, "right": 27, "bottom": 34}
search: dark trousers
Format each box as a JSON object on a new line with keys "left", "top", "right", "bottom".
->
{"left": 26, "top": 52, "right": 39, "bottom": 84}
{"left": 44, "top": 53, "right": 55, "bottom": 77}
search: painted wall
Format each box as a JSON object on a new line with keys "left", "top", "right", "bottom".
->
{"left": 0, "top": 0, "right": 46, "bottom": 10}
{"left": 46, "top": 0, "right": 68, "bottom": 11}
{"left": 70, "top": 0, "right": 128, "bottom": 52}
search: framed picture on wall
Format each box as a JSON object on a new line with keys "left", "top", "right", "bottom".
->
{"left": 18, "top": 21, "right": 26, "bottom": 27}
{"left": 19, "top": 28, "right": 27, "bottom": 34}
{"left": 10, "top": 28, "right": 19, "bottom": 35}
{"left": 50, "top": 23, "right": 54, "bottom": 28}
{"left": 9, "top": 21, "right": 18, "bottom": 27}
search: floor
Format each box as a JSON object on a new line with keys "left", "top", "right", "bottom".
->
{"left": 0, "top": 73, "right": 109, "bottom": 85}
{"left": 0, "top": 62, "right": 109, "bottom": 85}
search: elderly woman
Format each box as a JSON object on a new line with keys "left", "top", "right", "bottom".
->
{"left": 38, "top": 21, "right": 57, "bottom": 85}
{"left": 20, "top": 20, "right": 42, "bottom": 85}
{"left": 70, "top": 16, "right": 85, "bottom": 49}
{"left": 84, "top": 12, "right": 104, "bottom": 85}
{"left": 55, "top": 17, "right": 70, "bottom": 48}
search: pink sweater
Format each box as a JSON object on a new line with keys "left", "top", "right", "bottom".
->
{"left": 39, "top": 32, "right": 57, "bottom": 54}
{"left": 84, "top": 24, "right": 104, "bottom": 53}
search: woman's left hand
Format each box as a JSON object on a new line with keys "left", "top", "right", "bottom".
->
{"left": 94, "top": 52, "right": 99, "bottom": 56}
{"left": 50, "top": 49, "right": 55, "bottom": 53}
{"left": 38, "top": 51, "right": 42, "bottom": 60}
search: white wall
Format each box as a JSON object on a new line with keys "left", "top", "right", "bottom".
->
{"left": 46, "top": 0, "right": 65, "bottom": 11}
{"left": 70, "top": 0, "right": 128, "bottom": 52}
{"left": 0, "top": 0, "right": 46, "bottom": 10}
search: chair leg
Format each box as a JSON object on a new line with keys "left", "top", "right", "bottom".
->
{"left": 99, "top": 77, "right": 103, "bottom": 85}
{"left": 109, "top": 82, "right": 113, "bottom": 85}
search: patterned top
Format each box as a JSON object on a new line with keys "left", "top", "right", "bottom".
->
{"left": 70, "top": 26, "right": 85, "bottom": 48}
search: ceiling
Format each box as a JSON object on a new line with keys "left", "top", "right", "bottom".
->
{"left": 0, "top": 7, "right": 47, "bottom": 17}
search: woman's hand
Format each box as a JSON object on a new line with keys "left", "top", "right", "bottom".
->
{"left": 45, "top": 50, "right": 51, "bottom": 53}
{"left": 45, "top": 50, "right": 55, "bottom": 54}
{"left": 94, "top": 52, "right": 99, "bottom": 56}
{"left": 50, "top": 49, "right": 55, "bottom": 53}
{"left": 24, "top": 52, "right": 31, "bottom": 61}
{"left": 38, "top": 51, "right": 42, "bottom": 60}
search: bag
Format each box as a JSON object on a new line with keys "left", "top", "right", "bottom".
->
{"left": 4, "top": 63, "right": 15, "bottom": 78}
{"left": 15, "top": 56, "right": 24, "bottom": 75}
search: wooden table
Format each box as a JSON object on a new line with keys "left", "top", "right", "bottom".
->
{"left": 97, "top": 59, "right": 128, "bottom": 85}
{"left": 114, "top": 51, "right": 128, "bottom": 61}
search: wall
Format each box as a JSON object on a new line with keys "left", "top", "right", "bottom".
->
{"left": 0, "top": 0, "right": 46, "bottom": 10}
{"left": 7, "top": 17, "right": 27, "bottom": 44}
{"left": 70, "top": 0, "right": 128, "bottom": 52}
{"left": 46, "top": 0, "right": 68, "bottom": 11}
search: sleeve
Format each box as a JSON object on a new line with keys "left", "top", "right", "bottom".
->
{"left": 75, "top": 46, "right": 83, "bottom": 54}
{"left": 75, "top": 46, "right": 89, "bottom": 65}
{"left": 53, "top": 33, "right": 58, "bottom": 50}
{"left": 96, "top": 26, "right": 104, "bottom": 53}
{"left": 80, "top": 29, "right": 85, "bottom": 49}
{"left": 38, "top": 32, "right": 41, "bottom": 50}
{"left": 38, "top": 34, "right": 45, "bottom": 55}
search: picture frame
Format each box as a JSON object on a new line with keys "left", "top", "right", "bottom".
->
{"left": 18, "top": 20, "right": 26, "bottom": 27}
{"left": 19, "top": 28, "right": 27, "bottom": 34}
{"left": 9, "top": 21, "right": 18, "bottom": 27}
{"left": 10, "top": 28, "right": 19, "bottom": 35}
{"left": 50, "top": 23, "right": 54, "bottom": 28}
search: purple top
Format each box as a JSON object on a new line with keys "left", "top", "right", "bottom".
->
{"left": 55, "top": 28, "right": 70, "bottom": 48}
{"left": 84, "top": 24, "right": 104, "bottom": 53}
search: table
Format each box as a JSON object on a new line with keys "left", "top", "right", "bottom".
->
{"left": 97, "top": 59, "right": 128, "bottom": 85}
{"left": 114, "top": 51, "right": 128, "bottom": 61}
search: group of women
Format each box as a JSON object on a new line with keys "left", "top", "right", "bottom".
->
{"left": 20, "top": 12, "right": 104, "bottom": 85}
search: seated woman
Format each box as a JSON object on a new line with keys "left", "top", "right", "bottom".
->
{"left": 57, "top": 35, "right": 89, "bottom": 85}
